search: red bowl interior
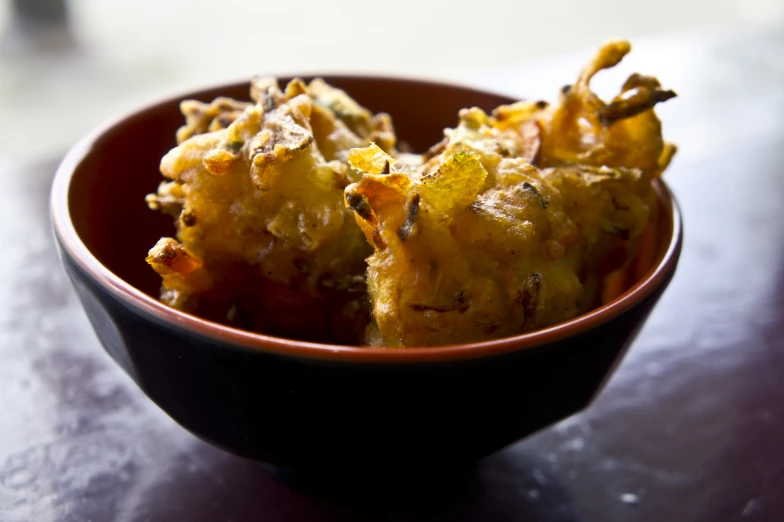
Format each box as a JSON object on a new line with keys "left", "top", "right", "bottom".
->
{"left": 51, "top": 76, "right": 682, "bottom": 363}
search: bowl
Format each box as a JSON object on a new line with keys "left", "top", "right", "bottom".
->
{"left": 51, "top": 76, "right": 682, "bottom": 472}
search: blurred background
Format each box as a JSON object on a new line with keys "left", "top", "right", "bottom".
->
{"left": 1, "top": 0, "right": 783, "bottom": 166}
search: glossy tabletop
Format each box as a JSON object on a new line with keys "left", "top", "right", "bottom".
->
{"left": 2, "top": 23, "right": 784, "bottom": 522}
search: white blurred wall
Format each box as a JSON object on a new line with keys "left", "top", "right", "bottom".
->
{"left": 1, "top": 0, "right": 783, "bottom": 163}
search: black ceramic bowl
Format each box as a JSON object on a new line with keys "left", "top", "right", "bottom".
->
{"left": 51, "top": 76, "right": 682, "bottom": 472}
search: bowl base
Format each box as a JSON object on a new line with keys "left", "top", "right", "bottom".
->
{"left": 260, "top": 460, "right": 480, "bottom": 494}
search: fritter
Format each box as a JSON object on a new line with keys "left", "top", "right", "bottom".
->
{"left": 146, "top": 78, "right": 397, "bottom": 342}
{"left": 345, "top": 40, "right": 676, "bottom": 346}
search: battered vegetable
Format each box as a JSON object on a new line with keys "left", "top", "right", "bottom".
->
{"left": 146, "top": 40, "right": 676, "bottom": 347}
{"left": 146, "top": 78, "right": 396, "bottom": 342}
{"left": 345, "top": 40, "right": 676, "bottom": 346}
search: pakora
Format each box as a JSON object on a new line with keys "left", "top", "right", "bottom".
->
{"left": 146, "top": 40, "right": 676, "bottom": 348}
{"left": 344, "top": 40, "right": 676, "bottom": 346}
{"left": 146, "top": 77, "right": 397, "bottom": 342}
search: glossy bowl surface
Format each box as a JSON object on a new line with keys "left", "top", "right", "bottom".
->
{"left": 51, "top": 76, "right": 682, "bottom": 471}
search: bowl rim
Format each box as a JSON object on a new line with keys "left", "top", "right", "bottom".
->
{"left": 51, "top": 74, "right": 683, "bottom": 364}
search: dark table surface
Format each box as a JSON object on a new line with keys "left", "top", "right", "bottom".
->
{"left": 2, "top": 23, "right": 784, "bottom": 522}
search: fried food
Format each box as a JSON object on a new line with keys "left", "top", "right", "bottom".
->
{"left": 145, "top": 40, "right": 676, "bottom": 347}
{"left": 345, "top": 40, "right": 676, "bottom": 346}
{"left": 146, "top": 78, "right": 398, "bottom": 342}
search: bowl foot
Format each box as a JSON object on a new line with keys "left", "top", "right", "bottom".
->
{"left": 260, "top": 461, "right": 480, "bottom": 494}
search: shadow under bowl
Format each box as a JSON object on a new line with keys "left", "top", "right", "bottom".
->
{"left": 51, "top": 76, "right": 682, "bottom": 472}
